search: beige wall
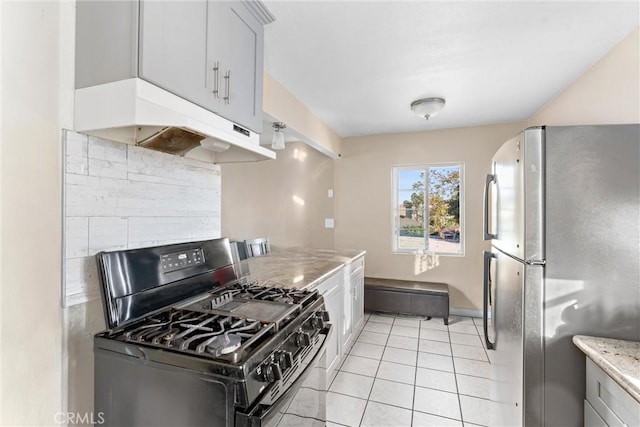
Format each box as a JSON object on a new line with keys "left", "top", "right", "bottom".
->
{"left": 335, "top": 123, "right": 525, "bottom": 310}
{"left": 1, "top": 2, "right": 65, "bottom": 424}
{"left": 529, "top": 27, "right": 639, "bottom": 126}
{"left": 221, "top": 141, "right": 335, "bottom": 249}
{"left": 264, "top": 73, "right": 342, "bottom": 158}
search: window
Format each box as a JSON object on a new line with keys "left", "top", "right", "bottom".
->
{"left": 392, "top": 163, "right": 464, "bottom": 255}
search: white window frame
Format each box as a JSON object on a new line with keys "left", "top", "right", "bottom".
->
{"left": 391, "top": 162, "right": 465, "bottom": 256}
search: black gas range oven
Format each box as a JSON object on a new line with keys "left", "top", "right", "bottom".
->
{"left": 94, "top": 238, "right": 330, "bottom": 427}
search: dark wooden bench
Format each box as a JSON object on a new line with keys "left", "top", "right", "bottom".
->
{"left": 364, "top": 277, "right": 450, "bottom": 325}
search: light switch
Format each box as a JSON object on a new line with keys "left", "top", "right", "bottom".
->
{"left": 328, "top": 189, "right": 334, "bottom": 198}
{"left": 325, "top": 218, "right": 334, "bottom": 228}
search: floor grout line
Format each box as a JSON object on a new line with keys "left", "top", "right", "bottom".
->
{"left": 333, "top": 313, "right": 492, "bottom": 427}
{"left": 444, "top": 320, "right": 465, "bottom": 426}
{"left": 357, "top": 316, "right": 392, "bottom": 427}
{"left": 411, "top": 319, "right": 427, "bottom": 426}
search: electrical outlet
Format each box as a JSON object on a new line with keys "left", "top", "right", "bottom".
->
{"left": 325, "top": 218, "right": 334, "bottom": 228}
{"left": 328, "top": 189, "right": 334, "bottom": 198}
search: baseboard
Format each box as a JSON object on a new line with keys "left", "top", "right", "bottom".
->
{"left": 365, "top": 307, "right": 490, "bottom": 319}
{"left": 450, "top": 307, "right": 488, "bottom": 318}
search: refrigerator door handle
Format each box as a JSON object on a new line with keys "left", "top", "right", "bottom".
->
{"left": 483, "top": 251, "right": 496, "bottom": 350}
{"left": 483, "top": 174, "right": 497, "bottom": 240}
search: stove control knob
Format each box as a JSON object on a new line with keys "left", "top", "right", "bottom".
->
{"left": 261, "top": 363, "right": 282, "bottom": 383}
{"left": 296, "top": 332, "right": 312, "bottom": 347}
{"left": 277, "top": 351, "right": 294, "bottom": 370}
{"left": 311, "top": 317, "right": 324, "bottom": 331}
{"left": 318, "top": 310, "right": 330, "bottom": 321}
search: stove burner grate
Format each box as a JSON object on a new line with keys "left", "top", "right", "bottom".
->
{"left": 112, "top": 308, "right": 275, "bottom": 362}
{"left": 221, "top": 282, "right": 317, "bottom": 307}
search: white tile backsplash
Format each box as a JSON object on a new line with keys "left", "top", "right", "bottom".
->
{"left": 63, "top": 130, "right": 222, "bottom": 306}
{"left": 65, "top": 217, "right": 89, "bottom": 259}
{"left": 88, "top": 217, "right": 128, "bottom": 253}
{"left": 88, "top": 136, "right": 127, "bottom": 163}
{"left": 65, "top": 174, "right": 121, "bottom": 217}
{"left": 88, "top": 157, "right": 128, "bottom": 179}
{"left": 127, "top": 145, "right": 220, "bottom": 189}
{"left": 65, "top": 132, "right": 89, "bottom": 175}
{"left": 127, "top": 216, "right": 219, "bottom": 247}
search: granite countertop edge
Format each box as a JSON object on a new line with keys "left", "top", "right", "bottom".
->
{"left": 573, "top": 335, "right": 640, "bottom": 402}
{"left": 241, "top": 247, "right": 366, "bottom": 291}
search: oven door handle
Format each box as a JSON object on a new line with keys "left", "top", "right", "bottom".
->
{"left": 235, "top": 325, "right": 331, "bottom": 427}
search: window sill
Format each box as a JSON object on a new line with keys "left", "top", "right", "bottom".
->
{"left": 392, "top": 250, "right": 465, "bottom": 257}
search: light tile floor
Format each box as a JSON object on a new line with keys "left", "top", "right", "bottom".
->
{"left": 327, "top": 312, "right": 493, "bottom": 427}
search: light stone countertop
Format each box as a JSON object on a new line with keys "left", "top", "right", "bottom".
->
{"left": 239, "top": 247, "right": 366, "bottom": 290}
{"left": 573, "top": 335, "right": 640, "bottom": 402}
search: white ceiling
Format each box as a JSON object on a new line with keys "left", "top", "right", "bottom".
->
{"left": 262, "top": 1, "right": 639, "bottom": 138}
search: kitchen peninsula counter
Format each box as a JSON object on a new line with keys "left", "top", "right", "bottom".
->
{"left": 241, "top": 247, "right": 366, "bottom": 290}
{"left": 573, "top": 335, "right": 640, "bottom": 402}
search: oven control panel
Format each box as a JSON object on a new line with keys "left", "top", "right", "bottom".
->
{"left": 161, "top": 248, "right": 204, "bottom": 273}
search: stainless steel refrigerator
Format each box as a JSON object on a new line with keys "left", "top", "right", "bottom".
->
{"left": 482, "top": 125, "right": 640, "bottom": 426}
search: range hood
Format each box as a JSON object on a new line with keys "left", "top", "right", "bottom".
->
{"left": 74, "top": 78, "right": 276, "bottom": 163}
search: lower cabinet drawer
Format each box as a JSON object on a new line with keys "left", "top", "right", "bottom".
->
{"left": 315, "top": 271, "right": 342, "bottom": 296}
{"left": 586, "top": 358, "right": 640, "bottom": 427}
{"left": 585, "top": 399, "right": 608, "bottom": 427}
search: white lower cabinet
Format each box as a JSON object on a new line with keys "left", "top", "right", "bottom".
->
{"left": 342, "top": 268, "right": 354, "bottom": 351}
{"left": 584, "top": 358, "right": 640, "bottom": 427}
{"left": 314, "top": 255, "right": 366, "bottom": 381}
{"left": 585, "top": 400, "right": 607, "bottom": 427}
{"left": 350, "top": 256, "right": 365, "bottom": 336}
{"left": 314, "top": 270, "right": 344, "bottom": 381}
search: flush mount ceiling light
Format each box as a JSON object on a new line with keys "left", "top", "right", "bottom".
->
{"left": 271, "top": 122, "right": 286, "bottom": 150}
{"left": 411, "top": 97, "right": 446, "bottom": 120}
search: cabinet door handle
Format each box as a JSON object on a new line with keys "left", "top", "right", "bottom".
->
{"left": 212, "top": 62, "right": 220, "bottom": 98}
{"left": 224, "top": 70, "right": 231, "bottom": 105}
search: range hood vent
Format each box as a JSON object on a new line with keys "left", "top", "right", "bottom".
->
{"left": 74, "top": 78, "right": 276, "bottom": 163}
{"left": 138, "top": 127, "right": 205, "bottom": 156}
